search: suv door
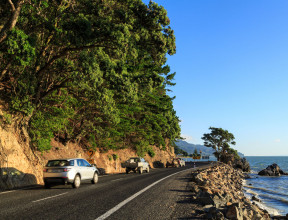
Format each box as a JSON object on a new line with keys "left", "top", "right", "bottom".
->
{"left": 77, "top": 159, "right": 86, "bottom": 180}
{"left": 140, "top": 158, "right": 148, "bottom": 170}
{"left": 81, "top": 159, "right": 94, "bottom": 179}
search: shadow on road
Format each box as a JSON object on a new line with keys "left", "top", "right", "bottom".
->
{"left": 170, "top": 176, "right": 194, "bottom": 205}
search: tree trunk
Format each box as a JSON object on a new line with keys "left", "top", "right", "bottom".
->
{"left": 0, "top": 0, "right": 25, "bottom": 44}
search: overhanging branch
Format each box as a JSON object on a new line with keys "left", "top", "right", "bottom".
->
{"left": 0, "top": 0, "right": 25, "bottom": 43}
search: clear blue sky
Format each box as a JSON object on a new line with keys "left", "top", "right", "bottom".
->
{"left": 145, "top": 0, "right": 288, "bottom": 156}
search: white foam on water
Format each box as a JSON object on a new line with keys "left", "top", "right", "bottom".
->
{"left": 244, "top": 184, "right": 288, "bottom": 197}
{"left": 243, "top": 177, "right": 283, "bottom": 216}
{"left": 254, "top": 200, "right": 280, "bottom": 216}
{"left": 244, "top": 188, "right": 258, "bottom": 196}
{"left": 243, "top": 191, "right": 280, "bottom": 216}
{"left": 250, "top": 170, "right": 258, "bottom": 174}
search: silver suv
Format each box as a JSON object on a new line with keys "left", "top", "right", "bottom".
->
{"left": 43, "top": 158, "right": 99, "bottom": 188}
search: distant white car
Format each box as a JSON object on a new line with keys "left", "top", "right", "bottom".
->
{"left": 43, "top": 158, "right": 99, "bottom": 188}
{"left": 178, "top": 158, "right": 186, "bottom": 167}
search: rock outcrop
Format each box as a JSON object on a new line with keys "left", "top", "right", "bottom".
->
{"left": 234, "top": 157, "right": 251, "bottom": 172}
{"left": 0, "top": 124, "right": 43, "bottom": 190}
{"left": 189, "top": 163, "right": 270, "bottom": 220}
{"left": 258, "top": 163, "right": 288, "bottom": 176}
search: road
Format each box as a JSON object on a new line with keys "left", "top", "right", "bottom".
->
{"left": 0, "top": 162, "right": 213, "bottom": 220}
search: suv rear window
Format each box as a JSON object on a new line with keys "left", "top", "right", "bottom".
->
{"left": 46, "top": 160, "right": 73, "bottom": 167}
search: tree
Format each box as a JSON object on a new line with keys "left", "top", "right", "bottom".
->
{"left": 0, "top": 0, "right": 180, "bottom": 154}
{"left": 192, "top": 148, "right": 201, "bottom": 157}
{"left": 201, "top": 127, "right": 236, "bottom": 162}
{"left": 0, "top": 0, "right": 25, "bottom": 43}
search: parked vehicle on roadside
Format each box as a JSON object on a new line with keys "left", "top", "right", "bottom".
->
{"left": 178, "top": 158, "right": 186, "bottom": 167}
{"left": 121, "top": 157, "right": 150, "bottom": 174}
{"left": 166, "top": 158, "right": 180, "bottom": 168}
{"left": 43, "top": 158, "right": 99, "bottom": 189}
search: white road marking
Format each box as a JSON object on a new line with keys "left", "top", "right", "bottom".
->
{"left": 95, "top": 168, "right": 193, "bottom": 220}
{"left": 32, "top": 192, "right": 68, "bottom": 203}
{"left": 0, "top": 190, "right": 16, "bottom": 194}
{"left": 111, "top": 178, "right": 123, "bottom": 182}
{"left": 0, "top": 186, "right": 42, "bottom": 195}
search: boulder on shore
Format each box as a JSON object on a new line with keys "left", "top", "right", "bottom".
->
{"left": 258, "top": 163, "right": 288, "bottom": 176}
{"left": 234, "top": 158, "right": 250, "bottom": 172}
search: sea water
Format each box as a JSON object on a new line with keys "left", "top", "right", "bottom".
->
{"left": 244, "top": 156, "right": 288, "bottom": 216}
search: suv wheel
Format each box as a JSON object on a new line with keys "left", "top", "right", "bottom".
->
{"left": 146, "top": 166, "right": 150, "bottom": 173}
{"left": 91, "top": 172, "right": 98, "bottom": 184}
{"left": 44, "top": 181, "right": 51, "bottom": 189}
{"left": 72, "top": 175, "right": 81, "bottom": 188}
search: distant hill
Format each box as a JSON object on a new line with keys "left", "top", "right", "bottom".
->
{"left": 175, "top": 140, "right": 244, "bottom": 157}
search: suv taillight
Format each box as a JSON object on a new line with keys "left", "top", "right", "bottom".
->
{"left": 43, "top": 169, "right": 47, "bottom": 172}
{"left": 63, "top": 168, "right": 71, "bottom": 172}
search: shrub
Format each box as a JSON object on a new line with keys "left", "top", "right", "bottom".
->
{"left": 147, "top": 147, "right": 155, "bottom": 157}
{"left": 112, "top": 154, "right": 118, "bottom": 161}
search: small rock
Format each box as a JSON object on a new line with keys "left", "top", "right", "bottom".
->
{"left": 226, "top": 205, "right": 243, "bottom": 220}
{"left": 206, "top": 207, "right": 225, "bottom": 220}
{"left": 252, "top": 195, "right": 261, "bottom": 202}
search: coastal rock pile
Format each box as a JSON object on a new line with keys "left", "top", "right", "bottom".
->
{"left": 189, "top": 163, "right": 270, "bottom": 220}
{"left": 258, "top": 163, "right": 288, "bottom": 176}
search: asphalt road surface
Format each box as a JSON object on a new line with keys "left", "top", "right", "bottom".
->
{"left": 0, "top": 162, "right": 213, "bottom": 220}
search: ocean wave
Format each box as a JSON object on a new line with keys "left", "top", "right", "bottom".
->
{"left": 245, "top": 156, "right": 288, "bottom": 215}
{"left": 243, "top": 187, "right": 288, "bottom": 215}
{"left": 243, "top": 192, "right": 280, "bottom": 216}
{"left": 244, "top": 191, "right": 282, "bottom": 216}
{"left": 243, "top": 185, "right": 288, "bottom": 197}
{"left": 252, "top": 200, "right": 280, "bottom": 216}
{"left": 244, "top": 188, "right": 258, "bottom": 196}
{"left": 260, "top": 194, "right": 288, "bottom": 205}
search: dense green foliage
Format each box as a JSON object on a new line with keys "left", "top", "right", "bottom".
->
{"left": 202, "top": 127, "right": 237, "bottom": 163}
{"left": 0, "top": 0, "right": 180, "bottom": 154}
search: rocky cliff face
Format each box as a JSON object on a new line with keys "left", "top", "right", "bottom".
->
{"left": 0, "top": 123, "right": 174, "bottom": 190}
{"left": 188, "top": 163, "right": 270, "bottom": 220}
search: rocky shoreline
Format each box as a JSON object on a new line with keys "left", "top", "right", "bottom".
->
{"left": 187, "top": 163, "right": 288, "bottom": 220}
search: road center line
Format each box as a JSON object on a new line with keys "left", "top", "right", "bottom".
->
{"left": 32, "top": 192, "right": 68, "bottom": 203}
{"left": 95, "top": 168, "right": 193, "bottom": 220}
